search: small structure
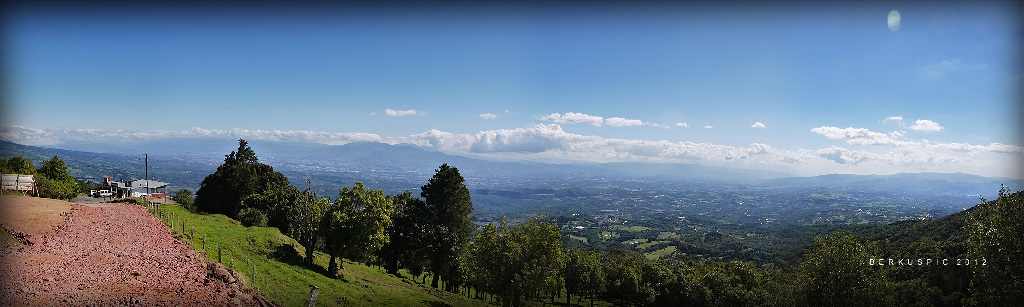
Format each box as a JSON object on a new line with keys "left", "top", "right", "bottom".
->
{"left": 1, "top": 174, "right": 35, "bottom": 194}
{"left": 106, "top": 177, "right": 169, "bottom": 198}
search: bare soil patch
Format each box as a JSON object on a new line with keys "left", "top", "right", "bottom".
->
{"left": 0, "top": 195, "right": 73, "bottom": 243}
{"left": 0, "top": 196, "right": 273, "bottom": 306}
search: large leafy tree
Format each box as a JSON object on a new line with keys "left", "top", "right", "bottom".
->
{"left": 288, "top": 187, "right": 330, "bottom": 266}
{"left": 420, "top": 163, "right": 474, "bottom": 289}
{"left": 469, "top": 216, "right": 564, "bottom": 306}
{"left": 966, "top": 186, "right": 1024, "bottom": 305}
{"left": 379, "top": 191, "right": 430, "bottom": 276}
{"left": 2, "top": 156, "right": 35, "bottom": 174}
{"left": 194, "top": 139, "right": 291, "bottom": 218}
{"left": 242, "top": 184, "right": 300, "bottom": 230}
{"left": 797, "top": 231, "right": 892, "bottom": 306}
{"left": 34, "top": 156, "right": 78, "bottom": 200}
{"left": 37, "top": 156, "right": 74, "bottom": 182}
{"left": 172, "top": 188, "right": 195, "bottom": 212}
{"left": 564, "top": 247, "right": 605, "bottom": 305}
{"left": 321, "top": 182, "right": 395, "bottom": 277}
{"left": 602, "top": 249, "right": 658, "bottom": 305}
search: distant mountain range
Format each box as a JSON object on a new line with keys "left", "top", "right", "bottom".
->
{"left": 3, "top": 139, "right": 1020, "bottom": 200}
{"left": 765, "top": 172, "right": 1022, "bottom": 197}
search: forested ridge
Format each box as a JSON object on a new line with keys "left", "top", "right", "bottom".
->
{"left": 184, "top": 139, "right": 1022, "bottom": 306}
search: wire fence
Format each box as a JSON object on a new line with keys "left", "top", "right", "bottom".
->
{"left": 143, "top": 202, "right": 278, "bottom": 302}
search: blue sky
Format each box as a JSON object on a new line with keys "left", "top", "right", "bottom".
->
{"left": 2, "top": 1, "right": 1021, "bottom": 178}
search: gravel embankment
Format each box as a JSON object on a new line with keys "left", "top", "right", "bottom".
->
{"left": 1, "top": 198, "right": 272, "bottom": 306}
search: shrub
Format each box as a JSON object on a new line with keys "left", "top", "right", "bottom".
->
{"left": 35, "top": 175, "right": 78, "bottom": 201}
{"left": 237, "top": 207, "right": 268, "bottom": 227}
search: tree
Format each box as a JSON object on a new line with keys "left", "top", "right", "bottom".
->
{"left": 35, "top": 175, "right": 78, "bottom": 200}
{"left": 37, "top": 156, "right": 74, "bottom": 182}
{"left": 2, "top": 156, "right": 35, "bottom": 174}
{"left": 469, "top": 216, "right": 564, "bottom": 306}
{"left": 966, "top": 186, "right": 1024, "bottom": 305}
{"left": 321, "top": 182, "right": 395, "bottom": 277}
{"left": 420, "top": 163, "right": 474, "bottom": 289}
{"left": 34, "top": 156, "right": 78, "bottom": 200}
{"left": 237, "top": 207, "right": 268, "bottom": 227}
{"left": 172, "top": 189, "right": 196, "bottom": 212}
{"left": 241, "top": 184, "right": 299, "bottom": 231}
{"left": 380, "top": 191, "right": 430, "bottom": 276}
{"left": 288, "top": 188, "right": 329, "bottom": 266}
{"left": 602, "top": 250, "right": 658, "bottom": 305}
{"left": 516, "top": 215, "right": 565, "bottom": 302}
{"left": 564, "top": 248, "right": 605, "bottom": 306}
{"left": 194, "top": 139, "right": 291, "bottom": 218}
{"left": 797, "top": 231, "right": 892, "bottom": 306}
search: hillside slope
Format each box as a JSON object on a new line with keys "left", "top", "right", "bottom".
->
{"left": 0, "top": 195, "right": 489, "bottom": 306}
{"left": 155, "top": 203, "right": 488, "bottom": 307}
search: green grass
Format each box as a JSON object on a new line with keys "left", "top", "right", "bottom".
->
{"left": 644, "top": 246, "right": 677, "bottom": 260}
{"left": 657, "top": 232, "right": 680, "bottom": 240}
{"left": 621, "top": 238, "right": 648, "bottom": 247}
{"left": 611, "top": 225, "right": 652, "bottom": 232}
{"left": 154, "top": 204, "right": 488, "bottom": 307}
{"left": 568, "top": 234, "right": 588, "bottom": 244}
{"left": 0, "top": 229, "right": 20, "bottom": 249}
{"left": 599, "top": 231, "right": 620, "bottom": 241}
{"left": 636, "top": 240, "right": 667, "bottom": 250}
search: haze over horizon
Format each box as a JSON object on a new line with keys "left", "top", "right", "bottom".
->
{"left": 2, "top": 1, "right": 1021, "bottom": 179}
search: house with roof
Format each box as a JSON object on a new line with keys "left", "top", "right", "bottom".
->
{"left": 106, "top": 177, "right": 169, "bottom": 198}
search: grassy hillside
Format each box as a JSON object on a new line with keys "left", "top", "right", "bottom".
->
{"left": 152, "top": 203, "right": 488, "bottom": 307}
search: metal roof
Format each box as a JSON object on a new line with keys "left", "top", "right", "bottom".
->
{"left": 131, "top": 180, "right": 168, "bottom": 188}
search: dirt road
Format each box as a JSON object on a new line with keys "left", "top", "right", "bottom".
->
{"left": 0, "top": 195, "right": 271, "bottom": 306}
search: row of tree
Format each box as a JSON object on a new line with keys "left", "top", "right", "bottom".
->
{"left": 1, "top": 156, "right": 80, "bottom": 200}
{"left": 193, "top": 140, "right": 475, "bottom": 289}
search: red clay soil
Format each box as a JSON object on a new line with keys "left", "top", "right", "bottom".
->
{"left": 0, "top": 195, "right": 273, "bottom": 306}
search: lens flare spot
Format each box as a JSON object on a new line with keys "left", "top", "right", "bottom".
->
{"left": 888, "top": 10, "right": 901, "bottom": 32}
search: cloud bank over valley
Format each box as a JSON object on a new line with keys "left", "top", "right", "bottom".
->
{"left": 3, "top": 123, "right": 1020, "bottom": 179}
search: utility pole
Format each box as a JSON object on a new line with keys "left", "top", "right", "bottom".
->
{"left": 307, "top": 172, "right": 314, "bottom": 199}
{"left": 145, "top": 153, "right": 149, "bottom": 205}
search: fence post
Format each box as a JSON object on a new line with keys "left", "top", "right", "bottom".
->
{"left": 305, "top": 286, "right": 319, "bottom": 307}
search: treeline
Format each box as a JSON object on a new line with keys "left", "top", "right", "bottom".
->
{"left": 191, "top": 139, "right": 474, "bottom": 288}
{"left": 1, "top": 155, "right": 84, "bottom": 200}
{"left": 191, "top": 140, "right": 1022, "bottom": 306}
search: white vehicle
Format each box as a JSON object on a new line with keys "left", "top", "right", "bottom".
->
{"left": 95, "top": 189, "right": 113, "bottom": 198}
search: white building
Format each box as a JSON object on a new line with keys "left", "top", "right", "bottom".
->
{"left": 108, "top": 178, "right": 169, "bottom": 198}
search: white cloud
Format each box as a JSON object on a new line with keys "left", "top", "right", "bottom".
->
{"left": 751, "top": 122, "right": 766, "bottom": 129}
{"left": 815, "top": 147, "right": 865, "bottom": 165}
{"left": 385, "top": 108, "right": 422, "bottom": 117}
{"left": 4, "top": 123, "right": 1021, "bottom": 178}
{"left": 884, "top": 116, "right": 903, "bottom": 122}
{"left": 605, "top": 117, "right": 645, "bottom": 127}
{"left": 810, "top": 126, "right": 913, "bottom": 146}
{"left": 538, "top": 112, "right": 604, "bottom": 127}
{"left": 479, "top": 113, "right": 497, "bottom": 120}
{"left": 0, "top": 125, "right": 389, "bottom": 147}
{"left": 703, "top": 125, "right": 714, "bottom": 129}
{"left": 675, "top": 122, "right": 689, "bottom": 128}
{"left": 909, "top": 119, "right": 943, "bottom": 132}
